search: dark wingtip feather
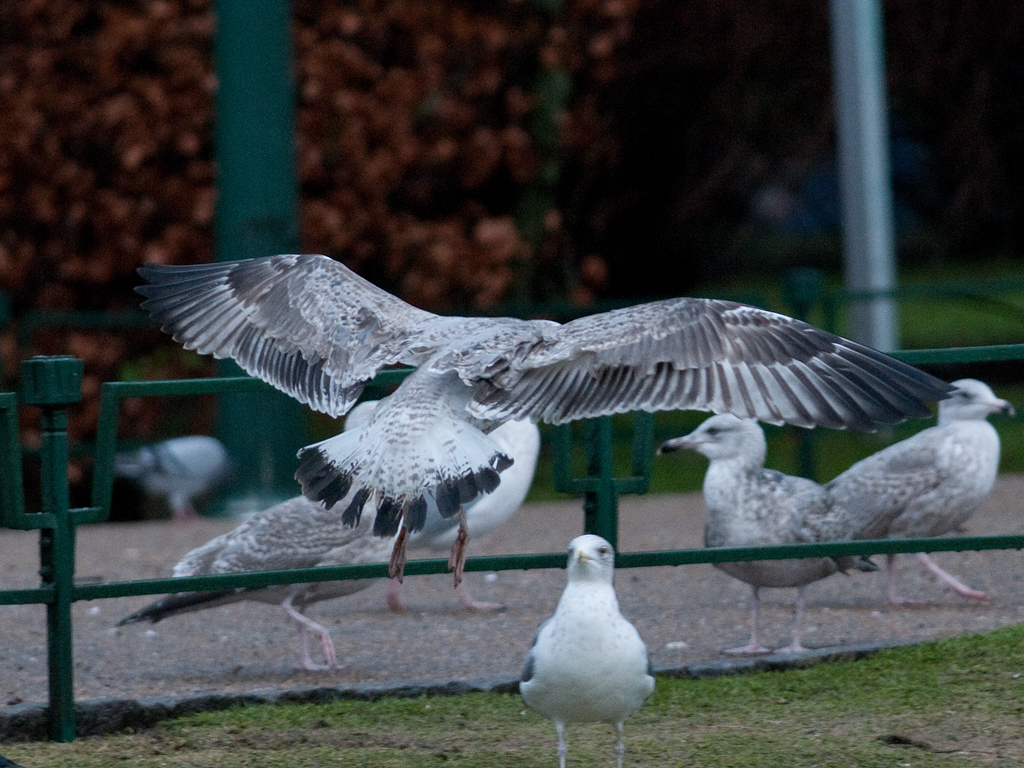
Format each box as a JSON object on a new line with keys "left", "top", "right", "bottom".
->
{"left": 476, "top": 466, "right": 501, "bottom": 495}
{"left": 493, "top": 452, "right": 513, "bottom": 472}
{"left": 405, "top": 497, "right": 428, "bottom": 532}
{"left": 295, "top": 448, "right": 353, "bottom": 509}
{"left": 435, "top": 483, "right": 461, "bottom": 518}
{"left": 341, "top": 486, "right": 371, "bottom": 527}
{"left": 373, "top": 497, "right": 403, "bottom": 537}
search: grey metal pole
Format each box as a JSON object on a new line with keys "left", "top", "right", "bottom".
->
{"left": 213, "top": 0, "right": 308, "bottom": 509}
{"left": 829, "top": 0, "right": 899, "bottom": 352}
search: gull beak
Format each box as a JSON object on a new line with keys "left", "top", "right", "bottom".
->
{"left": 657, "top": 436, "right": 696, "bottom": 455}
{"left": 574, "top": 548, "right": 591, "bottom": 565}
{"left": 997, "top": 400, "right": 1016, "bottom": 418}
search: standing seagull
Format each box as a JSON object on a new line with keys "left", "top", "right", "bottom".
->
{"left": 520, "top": 534, "right": 655, "bottom": 768}
{"left": 827, "top": 379, "right": 1014, "bottom": 604}
{"left": 136, "top": 254, "right": 952, "bottom": 585}
{"left": 118, "top": 494, "right": 394, "bottom": 671}
{"left": 113, "top": 435, "right": 232, "bottom": 520}
{"left": 343, "top": 400, "right": 542, "bottom": 611}
{"left": 659, "top": 414, "right": 876, "bottom": 654}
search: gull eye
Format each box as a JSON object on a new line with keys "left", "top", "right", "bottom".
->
{"left": 705, "top": 427, "right": 719, "bottom": 436}
{"left": 598, "top": 545, "right": 610, "bottom": 556}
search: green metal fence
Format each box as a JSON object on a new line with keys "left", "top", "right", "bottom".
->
{"left": 2, "top": 349, "right": 1024, "bottom": 742}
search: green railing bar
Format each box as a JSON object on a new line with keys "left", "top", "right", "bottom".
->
{"left": 889, "top": 343, "right": 1024, "bottom": 367}
{"left": 54, "top": 532, "right": 1024, "bottom": 605}
{"left": 0, "top": 587, "right": 55, "bottom": 605}
{"left": 617, "top": 534, "right": 1024, "bottom": 569}
{"left": 72, "top": 554, "right": 570, "bottom": 602}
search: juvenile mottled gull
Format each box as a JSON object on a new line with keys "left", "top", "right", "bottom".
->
{"left": 136, "top": 253, "right": 952, "bottom": 583}
{"left": 520, "top": 534, "right": 654, "bottom": 768}
{"left": 659, "top": 414, "right": 876, "bottom": 654}
{"left": 113, "top": 436, "right": 232, "bottom": 520}
{"left": 118, "top": 494, "right": 394, "bottom": 671}
{"left": 343, "top": 400, "right": 542, "bottom": 611}
{"left": 827, "top": 378, "right": 1014, "bottom": 604}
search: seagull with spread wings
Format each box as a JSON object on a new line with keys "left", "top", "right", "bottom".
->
{"left": 137, "top": 253, "right": 952, "bottom": 584}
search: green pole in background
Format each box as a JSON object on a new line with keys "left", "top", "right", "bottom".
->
{"left": 213, "top": 0, "right": 308, "bottom": 509}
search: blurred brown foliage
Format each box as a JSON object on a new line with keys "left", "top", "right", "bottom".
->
{"left": 0, "top": 0, "right": 635, "bottom": 452}
{"left": 0, "top": 0, "right": 1021, "bottom": 449}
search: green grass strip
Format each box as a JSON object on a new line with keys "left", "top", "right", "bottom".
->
{"left": 8, "top": 624, "right": 1024, "bottom": 766}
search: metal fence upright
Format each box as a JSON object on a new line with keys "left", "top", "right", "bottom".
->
{"left": 20, "top": 357, "right": 84, "bottom": 741}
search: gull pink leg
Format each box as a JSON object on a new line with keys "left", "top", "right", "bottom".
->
{"left": 385, "top": 577, "right": 406, "bottom": 612}
{"left": 917, "top": 552, "right": 988, "bottom": 601}
{"left": 282, "top": 595, "right": 339, "bottom": 671}
{"left": 448, "top": 507, "right": 470, "bottom": 588}
{"left": 455, "top": 580, "right": 504, "bottom": 612}
{"left": 886, "top": 553, "right": 923, "bottom": 605}
{"left": 775, "top": 586, "right": 809, "bottom": 654}
{"left": 724, "top": 586, "right": 771, "bottom": 655}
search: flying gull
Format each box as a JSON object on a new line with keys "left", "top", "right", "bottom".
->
{"left": 343, "top": 401, "right": 542, "bottom": 612}
{"left": 827, "top": 378, "right": 1014, "bottom": 604}
{"left": 113, "top": 435, "right": 233, "bottom": 520}
{"left": 659, "top": 414, "right": 877, "bottom": 654}
{"left": 118, "top": 493, "right": 394, "bottom": 671}
{"left": 520, "top": 534, "right": 655, "bottom": 768}
{"left": 136, "top": 253, "right": 953, "bottom": 584}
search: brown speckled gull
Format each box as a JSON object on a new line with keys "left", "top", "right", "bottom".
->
{"left": 659, "top": 414, "right": 877, "bottom": 655}
{"left": 827, "top": 378, "right": 1015, "bottom": 604}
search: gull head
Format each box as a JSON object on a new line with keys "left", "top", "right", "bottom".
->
{"left": 657, "top": 414, "right": 765, "bottom": 465}
{"left": 938, "top": 379, "right": 1015, "bottom": 425}
{"left": 566, "top": 534, "right": 615, "bottom": 583}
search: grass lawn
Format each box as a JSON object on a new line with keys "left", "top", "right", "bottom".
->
{"left": 6, "top": 624, "right": 1024, "bottom": 767}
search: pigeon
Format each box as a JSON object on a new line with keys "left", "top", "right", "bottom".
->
{"left": 520, "top": 534, "right": 655, "bottom": 768}
{"left": 113, "top": 435, "right": 232, "bottom": 520}
{"left": 659, "top": 414, "right": 876, "bottom": 654}
{"left": 827, "top": 378, "right": 1015, "bottom": 604}
{"left": 135, "top": 253, "right": 952, "bottom": 585}
{"left": 117, "top": 494, "right": 394, "bottom": 671}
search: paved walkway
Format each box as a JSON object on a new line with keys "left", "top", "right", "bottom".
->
{"left": 3, "top": 478, "right": 1024, "bottom": 709}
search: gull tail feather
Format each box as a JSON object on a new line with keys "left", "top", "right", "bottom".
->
{"left": 295, "top": 417, "right": 511, "bottom": 532}
{"left": 116, "top": 589, "right": 241, "bottom": 625}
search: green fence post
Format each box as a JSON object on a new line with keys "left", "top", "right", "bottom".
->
{"left": 582, "top": 417, "right": 618, "bottom": 548}
{"left": 213, "top": 0, "right": 308, "bottom": 507}
{"left": 553, "top": 413, "right": 654, "bottom": 553}
{"left": 783, "top": 268, "right": 825, "bottom": 481}
{"left": 22, "top": 356, "right": 83, "bottom": 742}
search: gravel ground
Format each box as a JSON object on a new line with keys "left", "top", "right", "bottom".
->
{"left": 3, "top": 477, "right": 1024, "bottom": 709}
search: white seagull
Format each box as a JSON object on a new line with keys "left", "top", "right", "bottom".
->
{"left": 520, "top": 534, "right": 655, "bottom": 768}
{"left": 117, "top": 494, "right": 394, "bottom": 671}
{"left": 827, "top": 378, "right": 1014, "bottom": 604}
{"left": 343, "top": 401, "right": 542, "bottom": 612}
{"left": 113, "top": 435, "right": 233, "bottom": 520}
{"left": 136, "top": 253, "right": 952, "bottom": 584}
{"left": 659, "top": 414, "right": 877, "bottom": 654}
